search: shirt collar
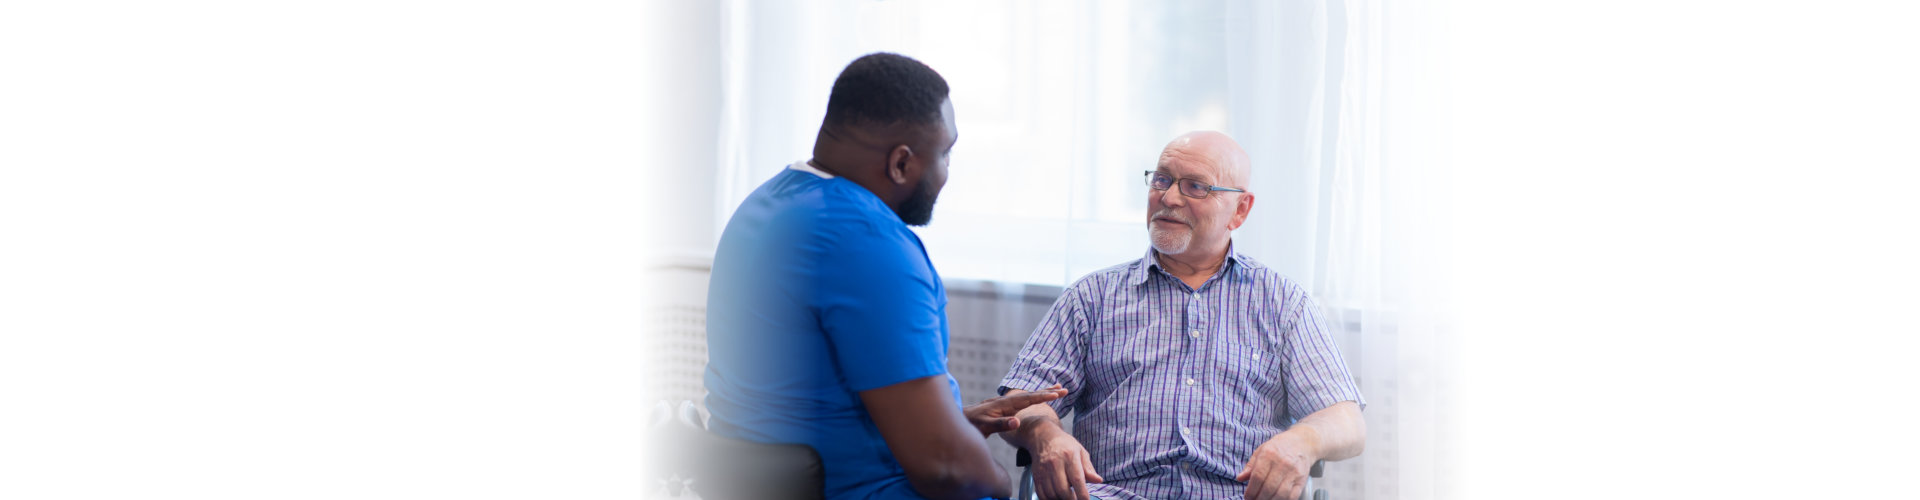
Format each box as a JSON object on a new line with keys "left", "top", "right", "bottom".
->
{"left": 1130, "top": 242, "right": 1246, "bottom": 287}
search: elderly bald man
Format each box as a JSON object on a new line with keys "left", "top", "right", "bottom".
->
{"left": 997, "top": 131, "right": 1366, "bottom": 500}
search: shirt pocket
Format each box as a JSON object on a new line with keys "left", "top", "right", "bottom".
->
{"left": 1086, "top": 306, "right": 1163, "bottom": 395}
{"left": 1215, "top": 338, "right": 1285, "bottom": 420}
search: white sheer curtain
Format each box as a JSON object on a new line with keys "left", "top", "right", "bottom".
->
{"left": 1220, "top": 1, "right": 1449, "bottom": 498}
{"left": 714, "top": 1, "right": 1446, "bottom": 499}
{"left": 1268, "top": 0, "right": 1450, "bottom": 498}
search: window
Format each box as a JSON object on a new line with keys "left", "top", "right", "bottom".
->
{"left": 717, "top": 0, "right": 1237, "bottom": 286}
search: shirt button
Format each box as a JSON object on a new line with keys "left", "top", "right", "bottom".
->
{"left": 1184, "top": 378, "right": 1196, "bottom": 386}
{"left": 1253, "top": 352, "right": 1261, "bottom": 360}
{"left": 1190, "top": 330, "right": 1201, "bottom": 339}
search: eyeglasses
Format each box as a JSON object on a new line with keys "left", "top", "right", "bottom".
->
{"left": 1145, "top": 170, "right": 1245, "bottom": 199}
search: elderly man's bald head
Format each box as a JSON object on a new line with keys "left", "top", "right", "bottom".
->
{"left": 1159, "top": 130, "right": 1252, "bottom": 188}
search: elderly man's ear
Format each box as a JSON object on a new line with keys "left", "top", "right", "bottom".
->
{"left": 1228, "top": 192, "right": 1256, "bottom": 230}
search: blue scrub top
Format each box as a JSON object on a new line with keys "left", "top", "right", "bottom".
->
{"left": 704, "top": 165, "right": 961, "bottom": 499}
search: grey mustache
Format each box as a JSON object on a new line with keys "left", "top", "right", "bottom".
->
{"left": 1151, "top": 209, "right": 1190, "bottom": 225}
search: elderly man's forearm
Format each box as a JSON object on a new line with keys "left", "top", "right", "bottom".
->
{"left": 1000, "top": 389, "right": 1068, "bottom": 449}
{"left": 1291, "top": 401, "right": 1366, "bottom": 461}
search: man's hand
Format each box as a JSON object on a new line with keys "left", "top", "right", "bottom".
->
{"left": 1028, "top": 426, "right": 1102, "bottom": 500}
{"left": 962, "top": 385, "right": 1066, "bottom": 437}
{"left": 1236, "top": 431, "right": 1317, "bottom": 500}
{"left": 861, "top": 376, "right": 1012, "bottom": 500}
{"left": 995, "top": 387, "right": 1098, "bottom": 500}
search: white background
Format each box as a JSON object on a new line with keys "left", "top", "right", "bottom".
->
{"left": 4, "top": 1, "right": 1916, "bottom": 499}
{"left": 3, "top": 2, "right": 658, "bottom": 497}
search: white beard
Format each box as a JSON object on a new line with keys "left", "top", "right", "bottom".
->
{"left": 1149, "top": 222, "right": 1192, "bottom": 255}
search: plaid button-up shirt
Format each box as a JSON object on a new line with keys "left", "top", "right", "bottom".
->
{"left": 999, "top": 247, "right": 1364, "bottom": 500}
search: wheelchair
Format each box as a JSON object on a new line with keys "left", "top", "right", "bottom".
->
{"left": 1013, "top": 447, "right": 1327, "bottom": 500}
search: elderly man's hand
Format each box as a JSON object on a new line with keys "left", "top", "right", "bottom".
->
{"left": 1236, "top": 431, "right": 1317, "bottom": 500}
{"left": 962, "top": 385, "right": 1066, "bottom": 437}
{"left": 1029, "top": 426, "right": 1102, "bottom": 500}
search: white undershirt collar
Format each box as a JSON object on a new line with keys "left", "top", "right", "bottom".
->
{"left": 789, "top": 159, "right": 834, "bottom": 179}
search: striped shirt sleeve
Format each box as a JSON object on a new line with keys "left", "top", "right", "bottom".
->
{"left": 997, "top": 281, "right": 1090, "bottom": 416}
{"left": 1278, "top": 281, "right": 1366, "bottom": 421}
